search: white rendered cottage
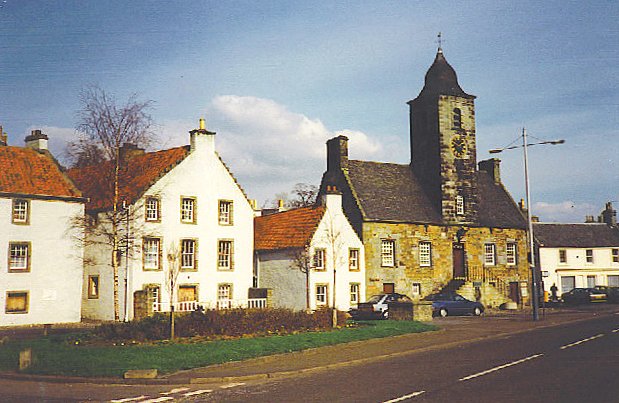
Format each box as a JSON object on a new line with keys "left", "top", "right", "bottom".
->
{"left": 255, "top": 188, "right": 366, "bottom": 311}
{"left": 0, "top": 129, "right": 86, "bottom": 326}
{"left": 68, "top": 120, "right": 256, "bottom": 321}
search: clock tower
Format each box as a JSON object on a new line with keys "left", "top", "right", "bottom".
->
{"left": 408, "top": 45, "right": 479, "bottom": 224}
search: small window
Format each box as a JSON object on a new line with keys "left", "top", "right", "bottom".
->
{"left": 412, "top": 283, "right": 421, "bottom": 297}
{"left": 12, "top": 199, "right": 29, "bottom": 224}
{"left": 453, "top": 108, "right": 462, "bottom": 128}
{"left": 559, "top": 249, "right": 567, "bottom": 264}
{"left": 506, "top": 242, "right": 517, "bottom": 266}
{"left": 217, "top": 240, "right": 234, "bottom": 270}
{"left": 349, "top": 249, "right": 360, "bottom": 271}
{"left": 419, "top": 241, "right": 432, "bottom": 267}
{"left": 608, "top": 275, "right": 619, "bottom": 287}
{"left": 612, "top": 249, "right": 618, "bottom": 263}
{"left": 586, "top": 249, "right": 594, "bottom": 264}
{"left": 5, "top": 291, "right": 29, "bottom": 314}
{"left": 218, "top": 200, "right": 233, "bottom": 225}
{"left": 180, "top": 239, "right": 197, "bottom": 270}
{"left": 316, "top": 284, "right": 328, "bottom": 306}
{"left": 8, "top": 242, "right": 30, "bottom": 272}
{"left": 484, "top": 243, "right": 496, "bottom": 266}
{"left": 587, "top": 275, "right": 596, "bottom": 288}
{"left": 381, "top": 239, "right": 395, "bottom": 267}
{"left": 313, "top": 248, "right": 326, "bottom": 271}
{"left": 350, "top": 283, "right": 360, "bottom": 304}
{"left": 143, "top": 237, "right": 161, "bottom": 270}
{"left": 145, "top": 197, "right": 160, "bottom": 222}
{"left": 146, "top": 285, "right": 161, "bottom": 311}
{"left": 217, "top": 283, "right": 233, "bottom": 309}
{"left": 178, "top": 284, "right": 197, "bottom": 302}
{"left": 180, "top": 197, "right": 196, "bottom": 223}
{"left": 88, "top": 275, "right": 100, "bottom": 299}
{"left": 456, "top": 195, "right": 464, "bottom": 215}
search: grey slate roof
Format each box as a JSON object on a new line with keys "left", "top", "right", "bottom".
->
{"left": 345, "top": 160, "right": 527, "bottom": 229}
{"left": 534, "top": 223, "right": 619, "bottom": 248}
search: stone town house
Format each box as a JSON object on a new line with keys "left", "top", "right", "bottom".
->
{"left": 67, "top": 120, "right": 255, "bottom": 321}
{"left": 319, "top": 48, "right": 530, "bottom": 307}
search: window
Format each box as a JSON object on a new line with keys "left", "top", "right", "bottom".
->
{"left": 180, "top": 239, "right": 197, "bottom": 270}
{"left": 453, "top": 108, "right": 462, "bottom": 128}
{"left": 506, "top": 242, "right": 517, "bottom": 266}
{"left": 218, "top": 284, "right": 232, "bottom": 300}
{"left": 145, "top": 197, "right": 160, "bottom": 222}
{"left": 560, "top": 276, "right": 575, "bottom": 294}
{"left": 350, "top": 283, "right": 360, "bottom": 304}
{"left": 5, "top": 291, "right": 28, "bottom": 314}
{"left": 412, "top": 283, "right": 421, "bottom": 297}
{"left": 587, "top": 275, "right": 596, "bottom": 288}
{"left": 313, "top": 248, "right": 326, "bottom": 271}
{"left": 12, "top": 199, "right": 29, "bottom": 224}
{"left": 349, "top": 249, "right": 359, "bottom": 271}
{"left": 178, "top": 285, "right": 197, "bottom": 302}
{"left": 456, "top": 195, "right": 464, "bottom": 215}
{"left": 217, "top": 240, "right": 234, "bottom": 270}
{"left": 612, "top": 249, "right": 618, "bottom": 263}
{"left": 146, "top": 285, "right": 161, "bottom": 311}
{"left": 8, "top": 242, "right": 30, "bottom": 272}
{"left": 143, "top": 237, "right": 161, "bottom": 270}
{"left": 419, "top": 241, "right": 432, "bottom": 267}
{"left": 87, "top": 275, "right": 99, "bottom": 299}
{"left": 484, "top": 243, "right": 496, "bottom": 266}
{"left": 608, "top": 275, "right": 619, "bottom": 287}
{"left": 218, "top": 200, "right": 233, "bottom": 225}
{"left": 316, "top": 284, "right": 328, "bottom": 306}
{"left": 381, "top": 239, "right": 395, "bottom": 267}
{"left": 180, "top": 197, "right": 196, "bottom": 223}
{"left": 559, "top": 249, "right": 567, "bottom": 264}
{"left": 586, "top": 249, "right": 593, "bottom": 264}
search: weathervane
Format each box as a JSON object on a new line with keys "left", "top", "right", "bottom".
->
{"left": 437, "top": 32, "right": 443, "bottom": 52}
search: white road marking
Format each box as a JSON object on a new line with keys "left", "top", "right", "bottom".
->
{"left": 183, "top": 390, "right": 212, "bottom": 397}
{"left": 612, "top": 329, "right": 619, "bottom": 333}
{"left": 110, "top": 396, "right": 148, "bottom": 403}
{"left": 220, "top": 382, "right": 245, "bottom": 389}
{"left": 560, "top": 334, "right": 604, "bottom": 349}
{"left": 160, "top": 387, "right": 189, "bottom": 395}
{"left": 139, "top": 398, "right": 174, "bottom": 403}
{"left": 382, "top": 390, "right": 426, "bottom": 403}
{"left": 459, "top": 354, "right": 543, "bottom": 381}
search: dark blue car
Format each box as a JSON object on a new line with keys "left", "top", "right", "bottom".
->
{"left": 424, "top": 292, "right": 484, "bottom": 317}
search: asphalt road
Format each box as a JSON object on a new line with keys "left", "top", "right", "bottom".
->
{"left": 189, "top": 314, "right": 619, "bottom": 403}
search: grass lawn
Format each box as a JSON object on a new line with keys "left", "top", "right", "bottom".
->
{"left": 0, "top": 320, "right": 437, "bottom": 378}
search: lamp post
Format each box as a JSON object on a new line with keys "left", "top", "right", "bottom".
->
{"left": 490, "top": 128, "right": 564, "bottom": 321}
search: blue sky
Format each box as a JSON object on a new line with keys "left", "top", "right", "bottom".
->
{"left": 1, "top": 0, "right": 617, "bottom": 221}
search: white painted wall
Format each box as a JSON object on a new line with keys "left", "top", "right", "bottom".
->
{"left": 82, "top": 130, "right": 255, "bottom": 320}
{"left": 0, "top": 197, "right": 84, "bottom": 326}
{"left": 539, "top": 246, "right": 619, "bottom": 294}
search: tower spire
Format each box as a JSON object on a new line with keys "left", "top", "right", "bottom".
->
{"left": 437, "top": 32, "right": 443, "bottom": 53}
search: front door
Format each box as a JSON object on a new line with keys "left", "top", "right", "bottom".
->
{"left": 509, "top": 281, "right": 520, "bottom": 304}
{"left": 452, "top": 243, "right": 465, "bottom": 279}
{"left": 383, "top": 283, "right": 395, "bottom": 294}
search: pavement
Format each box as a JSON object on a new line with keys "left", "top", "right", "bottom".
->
{"left": 2, "top": 304, "right": 618, "bottom": 385}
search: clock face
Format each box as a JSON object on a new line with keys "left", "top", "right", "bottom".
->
{"left": 451, "top": 136, "right": 467, "bottom": 158}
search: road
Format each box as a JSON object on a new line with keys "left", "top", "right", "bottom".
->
{"left": 186, "top": 314, "right": 619, "bottom": 403}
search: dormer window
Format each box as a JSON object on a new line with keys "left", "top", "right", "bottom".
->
{"left": 453, "top": 108, "right": 462, "bottom": 128}
{"left": 456, "top": 195, "right": 465, "bottom": 215}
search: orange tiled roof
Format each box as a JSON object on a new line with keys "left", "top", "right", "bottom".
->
{"left": 0, "top": 146, "right": 82, "bottom": 198}
{"left": 66, "top": 146, "right": 190, "bottom": 211}
{"left": 255, "top": 206, "right": 326, "bottom": 251}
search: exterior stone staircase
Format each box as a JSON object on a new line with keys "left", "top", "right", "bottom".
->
{"left": 438, "top": 278, "right": 514, "bottom": 309}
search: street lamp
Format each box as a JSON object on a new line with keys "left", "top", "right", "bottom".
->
{"left": 489, "top": 128, "right": 564, "bottom": 321}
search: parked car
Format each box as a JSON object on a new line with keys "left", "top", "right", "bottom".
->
{"left": 424, "top": 292, "right": 484, "bottom": 317}
{"left": 594, "top": 286, "right": 619, "bottom": 303}
{"left": 350, "top": 293, "right": 412, "bottom": 320}
{"left": 561, "top": 288, "right": 607, "bottom": 304}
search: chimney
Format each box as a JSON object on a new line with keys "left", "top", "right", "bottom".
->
{"left": 600, "top": 202, "right": 617, "bottom": 226}
{"left": 326, "top": 135, "right": 349, "bottom": 172}
{"left": 189, "top": 117, "right": 215, "bottom": 154}
{"left": 478, "top": 158, "right": 501, "bottom": 184}
{"left": 585, "top": 215, "right": 595, "bottom": 223}
{"left": 0, "top": 126, "right": 7, "bottom": 146}
{"left": 531, "top": 216, "right": 540, "bottom": 223}
{"left": 25, "top": 129, "right": 48, "bottom": 152}
{"left": 320, "top": 185, "right": 343, "bottom": 211}
{"left": 518, "top": 198, "right": 527, "bottom": 213}
{"left": 119, "top": 143, "right": 145, "bottom": 161}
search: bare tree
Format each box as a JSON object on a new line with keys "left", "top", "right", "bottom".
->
{"left": 290, "top": 245, "right": 313, "bottom": 311}
{"left": 166, "top": 243, "right": 182, "bottom": 340}
{"left": 288, "top": 183, "right": 318, "bottom": 208}
{"left": 322, "top": 210, "right": 345, "bottom": 327}
{"left": 68, "top": 86, "right": 155, "bottom": 321}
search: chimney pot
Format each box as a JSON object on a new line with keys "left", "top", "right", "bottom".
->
{"left": 326, "top": 135, "right": 349, "bottom": 172}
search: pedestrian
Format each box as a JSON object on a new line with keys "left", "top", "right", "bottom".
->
{"left": 550, "top": 283, "right": 558, "bottom": 301}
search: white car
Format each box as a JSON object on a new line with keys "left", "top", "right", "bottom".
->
{"left": 350, "top": 293, "right": 413, "bottom": 319}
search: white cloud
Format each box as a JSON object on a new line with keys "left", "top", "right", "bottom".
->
{"left": 533, "top": 201, "right": 598, "bottom": 223}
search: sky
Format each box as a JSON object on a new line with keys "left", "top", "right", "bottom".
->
{"left": 1, "top": 0, "right": 617, "bottom": 222}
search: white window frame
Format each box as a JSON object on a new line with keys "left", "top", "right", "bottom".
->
{"left": 506, "top": 242, "right": 517, "bottom": 266}
{"left": 419, "top": 241, "right": 432, "bottom": 267}
{"left": 218, "top": 283, "right": 232, "bottom": 300}
{"left": 8, "top": 242, "right": 30, "bottom": 272}
{"left": 350, "top": 283, "right": 360, "bottom": 304}
{"left": 412, "top": 283, "right": 421, "bottom": 297}
{"left": 313, "top": 248, "right": 326, "bottom": 271}
{"left": 181, "top": 239, "right": 196, "bottom": 270}
{"left": 5, "top": 291, "right": 29, "bottom": 314}
{"left": 348, "top": 248, "right": 359, "bottom": 271}
{"left": 88, "top": 275, "right": 100, "bottom": 299}
{"left": 143, "top": 237, "right": 161, "bottom": 270}
{"left": 180, "top": 197, "right": 196, "bottom": 223}
{"left": 316, "top": 284, "right": 328, "bottom": 306}
{"left": 145, "top": 197, "right": 160, "bottom": 222}
{"left": 484, "top": 243, "right": 496, "bottom": 266}
{"left": 455, "top": 195, "right": 464, "bottom": 215}
{"left": 585, "top": 249, "right": 594, "bottom": 264}
{"left": 381, "top": 239, "right": 395, "bottom": 267}
{"left": 217, "top": 240, "right": 234, "bottom": 270}
{"left": 12, "top": 199, "right": 29, "bottom": 224}
{"left": 218, "top": 200, "right": 233, "bottom": 225}
{"left": 559, "top": 249, "right": 567, "bottom": 264}
{"left": 612, "top": 249, "right": 618, "bottom": 264}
